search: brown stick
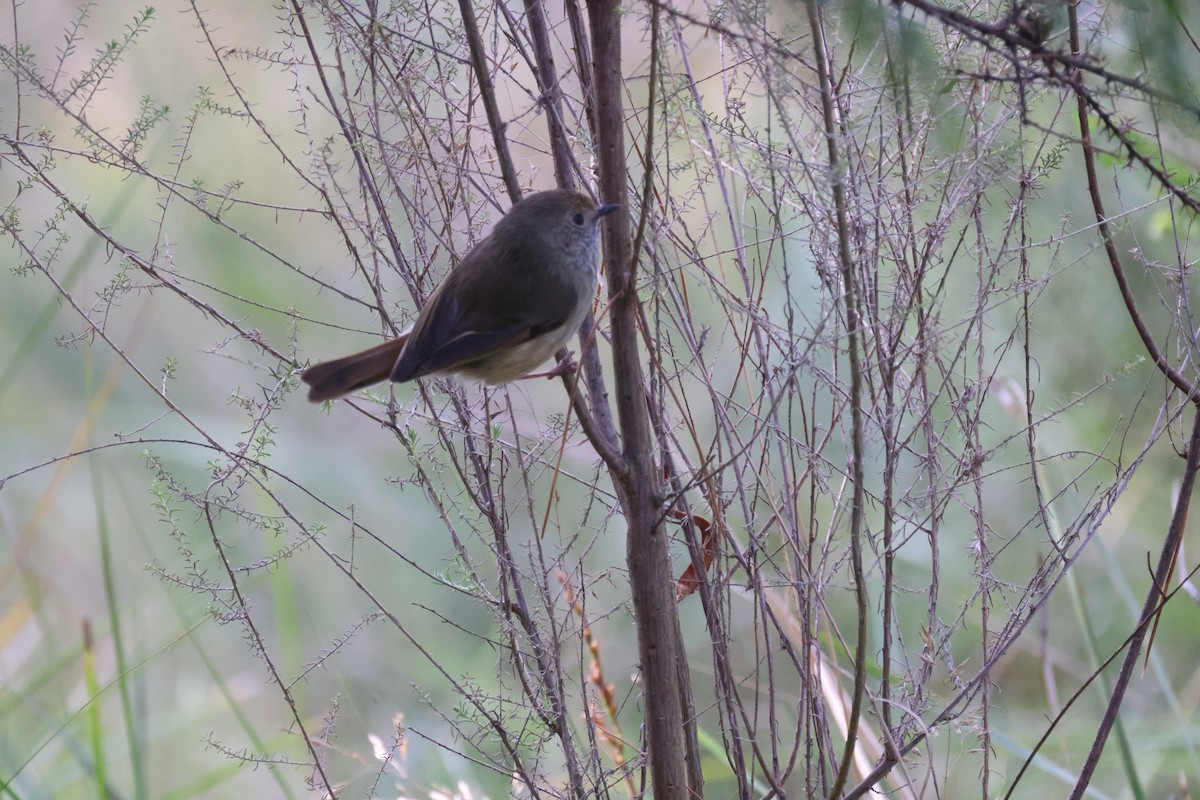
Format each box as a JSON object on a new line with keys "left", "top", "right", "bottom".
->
{"left": 587, "top": 0, "right": 692, "bottom": 795}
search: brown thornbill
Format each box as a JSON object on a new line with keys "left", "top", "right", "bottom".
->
{"left": 301, "top": 190, "right": 619, "bottom": 402}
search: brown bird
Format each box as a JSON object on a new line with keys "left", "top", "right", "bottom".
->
{"left": 301, "top": 190, "right": 619, "bottom": 402}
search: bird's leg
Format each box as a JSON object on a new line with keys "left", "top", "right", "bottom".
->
{"left": 522, "top": 351, "right": 579, "bottom": 380}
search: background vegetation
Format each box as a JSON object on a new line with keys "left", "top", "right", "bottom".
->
{"left": 3, "top": 0, "right": 1200, "bottom": 797}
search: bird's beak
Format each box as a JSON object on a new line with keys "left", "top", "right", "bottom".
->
{"left": 595, "top": 203, "right": 621, "bottom": 220}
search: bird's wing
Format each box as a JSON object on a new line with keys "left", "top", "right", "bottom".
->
{"left": 390, "top": 248, "right": 581, "bottom": 382}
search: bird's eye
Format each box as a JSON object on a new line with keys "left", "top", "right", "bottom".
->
{"left": 573, "top": 212, "right": 586, "bottom": 226}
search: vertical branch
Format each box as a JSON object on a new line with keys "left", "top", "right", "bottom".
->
{"left": 586, "top": 0, "right": 691, "bottom": 795}
{"left": 637, "top": 5, "right": 703, "bottom": 790}
{"left": 804, "top": 1, "right": 869, "bottom": 796}
{"left": 516, "top": 0, "right": 623, "bottom": 473}
{"left": 458, "top": 0, "right": 522, "bottom": 203}
{"left": 521, "top": 0, "right": 576, "bottom": 188}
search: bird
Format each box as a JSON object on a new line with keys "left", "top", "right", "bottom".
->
{"left": 300, "top": 189, "right": 619, "bottom": 402}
